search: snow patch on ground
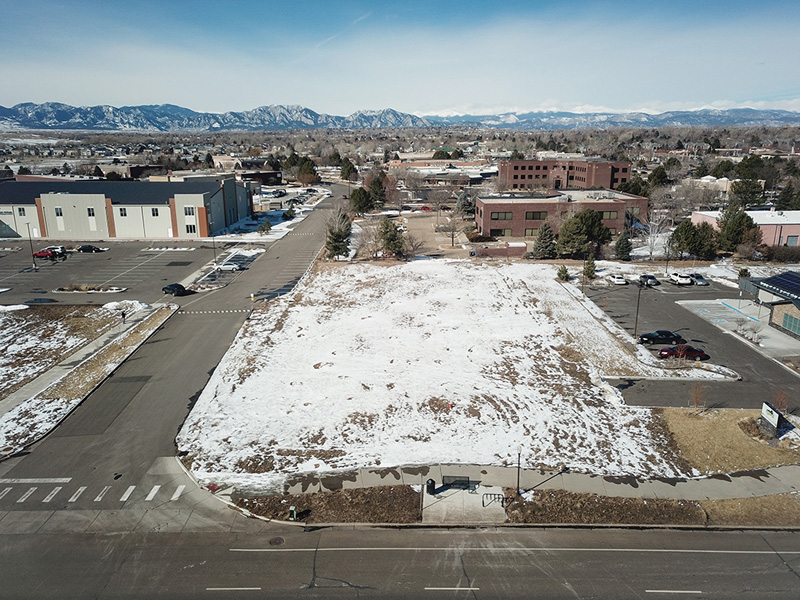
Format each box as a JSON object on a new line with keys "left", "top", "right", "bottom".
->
{"left": 178, "top": 261, "right": 714, "bottom": 491}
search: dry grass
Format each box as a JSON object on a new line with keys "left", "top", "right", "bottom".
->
{"left": 701, "top": 494, "right": 800, "bottom": 526}
{"left": 662, "top": 408, "right": 799, "bottom": 475}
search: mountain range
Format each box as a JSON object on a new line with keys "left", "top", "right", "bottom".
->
{"left": 1, "top": 102, "right": 799, "bottom": 132}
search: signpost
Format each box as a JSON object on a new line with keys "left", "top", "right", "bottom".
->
{"left": 760, "top": 401, "right": 785, "bottom": 438}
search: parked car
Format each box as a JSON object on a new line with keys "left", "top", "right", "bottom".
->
{"left": 638, "top": 330, "right": 685, "bottom": 345}
{"left": 610, "top": 274, "right": 628, "bottom": 285}
{"left": 689, "top": 273, "right": 709, "bottom": 286}
{"left": 32, "top": 248, "right": 66, "bottom": 260}
{"left": 215, "top": 262, "right": 241, "bottom": 272}
{"left": 639, "top": 274, "right": 660, "bottom": 287}
{"left": 76, "top": 244, "right": 105, "bottom": 253}
{"left": 162, "top": 283, "right": 187, "bottom": 296}
{"left": 44, "top": 245, "right": 67, "bottom": 256}
{"left": 669, "top": 272, "right": 693, "bottom": 286}
{"left": 658, "top": 344, "right": 709, "bottom": 361}
{"left": 420, "top": 206, "right": 432, "bottom": 211}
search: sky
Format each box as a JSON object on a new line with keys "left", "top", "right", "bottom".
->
{"left": 2, "top": 0, "right": 799, "bottom": 117}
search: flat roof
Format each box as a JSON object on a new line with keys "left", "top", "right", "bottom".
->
{"left": 478, "top": 190, "right": 643, "bottom": 204}
{"left": 0, "top": 180, "right": 221, "bottom": 205}
{"left": 694, "top": 210, "right": 800, "bottom": 225}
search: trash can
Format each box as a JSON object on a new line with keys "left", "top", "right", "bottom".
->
{"left": 426, "top": 479, "right": 436, "bottom": 495}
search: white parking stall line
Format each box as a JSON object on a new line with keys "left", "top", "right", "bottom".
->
{"left": 0, "top": 487, "right": 12, "bottom": 500}
{"left": 0, "top": 478, "right": 71, "bottom": 484}
{"left": 42, "top": 487, "right": 62, "bottom": 503}
{"left": 145, "top": 485, "right": 161, "bottom": 501}
{"left": 645, "top": 591, "right": 703, "bottom": 595}
{"left": 120, "top": 486, "right": 136, "bottom": 502}
{"left": 17, "top": 487, "right": 37, "bottom": 503}
{"left": 170, "top": 485, "right": 185, "bottom": 501}
{"left": 69, "top": 486, "right": 86, "bottom": 502}
{"left": 94, "top": 486, "right": 111, "bottom": 501}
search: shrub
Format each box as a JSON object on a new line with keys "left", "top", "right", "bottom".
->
{"left": 557, "top": 265, "right": 569, "bottom": 281}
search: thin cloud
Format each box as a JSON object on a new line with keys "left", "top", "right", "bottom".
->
{"left": 315, "top": 11, "right": 372, "bottom": 49}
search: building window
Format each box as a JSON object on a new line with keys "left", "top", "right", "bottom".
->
{"left": 568, "top": 175, "right": 574, "bottom": 180}
{"left": 55, "top": 207, "right": 63, "bottom": 217}
{"left": 783, "top": 313, "right": 800, "bottom": 335}
{"left": 628, "top": 207, "right": 641, "bottom": 215}
{"left": 542, "top": 165, "right": 548, "bottom": 170}
{"left": 119, "top": 207, "right": 127, "bottom": 217}
{"left": 512, "top": 184, "right": 518, "bottom": 189}
{"left": 490, "top": 228, "right": 511, "bottom": 237}
{"left": 513, "top": 165, "right": 519, "bottom": 170}
{"left": 18, "top": 207, "right": 25, "bottom": 217}
{"left": 87, "top": 207, "right": 95, "bottom": 217}
{"left": 622, "top": 167, "right": 628, "bottom": 173}
{"left": 490, "top": 212, "right": 513, "bottom": 220}
{"left": 535, "top": 165, "right": 541, "bottom": 170}
{"left": 151, "top": 208, "right": 159, "bottom": 217}
{"left": 788, "top": 236, "right": 799, "bottom": 247}
{"left": 186, "top": 224, "right": 196, "bottom": 234}
{"left": 513, "top": 174, "right": 518, "bottom": 180}
{"left": 525, "top": 211, "right": 547, "bottom": 220}
{"left": 524, "top": 228, "right": 538, "bottom": 236}
{"left": 600, "top": 211, "right": 618, "bottom": 220}
{"left": 184, "top": 206, "right": 195, "bottom": 216}
{"left": 521, "top": 166, "right": 526, "bottom": 170}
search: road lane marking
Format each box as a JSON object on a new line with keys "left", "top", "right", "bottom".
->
{"left": 0, "top": 487, "right": 12, "bottom": 499}
{"left": 17, "top": 487, "right": 37, "bottom": 502}
{"left": 94, "top": 486, "right": 111, "bottom": 501}
{"left": 206, "top": 588, "right": 261, "bottom": 591}
{"left": 42, "top": 487, "right": 62, "bottom": 502}
{"left": 646, "top": 591, "right": 703, "bottom": 595}
{"left": 171, "top": 485, "right": 185, "bottom": 501}
{"left": 69, "top": 487, "right": 86, "bottom": 502}
{"left": 0, "top": 478, "right": 71, "bottom": 484}
{"left": 145, "top": 485, "right": 161, "bottom": 501}
{"left": 120, "top": 486, "right": 136, "bottom": 502}
{"left": 425, "top": 588, "right": 480, "bottom": 591}
{"left": 230, "top": 547, "right": 800, "bottom": 555}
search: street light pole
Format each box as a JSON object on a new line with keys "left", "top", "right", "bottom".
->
{"left": 26, "top": 222, "right": 37, "bottom": 271}
{"left": 634, "top": 283, "right": 643, "bottom": 339}
{"left": 516, "top": 447, "right": 522, "bottom": 497}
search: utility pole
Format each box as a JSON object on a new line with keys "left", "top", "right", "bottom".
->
{"left": 26, "top": 222, "right": 37, "bottom": 271}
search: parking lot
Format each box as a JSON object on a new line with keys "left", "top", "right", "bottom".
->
{"left": 0, "top": 239, "right": 261, "bottom": 306}
{"left": 585, "top": 276, "right": 800, "bottom": 411}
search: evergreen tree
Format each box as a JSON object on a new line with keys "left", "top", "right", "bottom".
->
{"left": 711, "top": 160, "right": 735, "bottom": 179}
{"left": 297, "top": 159, "right": 319, "bottom": 186}
{"left": 349, "top": 187, "right": 373, "bottom": 215}
{"left": 557, "top": 265, "right": 569, "bottom": 281}
{"left": 556, "top": 217, "right": 588, "bottom": 258}
{"left": 340, "top": 157, "right": 357, "bottom": 181}
{"left": 455, "top": 191, "right": 475, "bottom": 215}
{"left": 669, "top": 220, "right": 696, "bottom": 258}
{"left": 531, "top": 223, "right": 556, "bottom": 259}
{"left": 378, "top": 217, "right": 404, "bottom": 257}
{"left": 368, "top": 174, "right": 386, "bottom": 207}
{"left": 325, "top": 206, "right": 351, "bottom": 259}
{"left": 17, "top": 166, "right": 32, "bottom": 175}
{"left": 716, "top": 205, "right": 758, "bottom": 252}
{"left": 615, "top": 231, "right": 633, "bottom": 261}
{"left": 693, "top": 222, "right": 718, "bottom": 259}
{"left": 694, "top": 160, "right": 709, "bottom": 178}
{"left": 730, "top": 178, "right": 763, "bottom": 207}
{"left": 432, "top": 149, "right": 450, "bottom": 159}
{"left": 583, "top": 254, "right": 596, "bottom": 279}
{"left": 556, "top": 209, "right": 611, "bottom": 257}
{"left": 776, "top": 183, "right": 795, "bottom": 210}
{"left": 647, "top": 165, "right": 669, "bottom": 187}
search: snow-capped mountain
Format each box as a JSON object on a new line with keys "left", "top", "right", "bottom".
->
{"left": 0, "top": 103, "right": 798, "bottom": 131}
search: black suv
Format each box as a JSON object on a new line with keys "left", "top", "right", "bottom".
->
{"left": 638, "top": 330, "right": 685, "bottom": 345}
{"left": 162, "top": 283, "right": 187, "bottom": 296}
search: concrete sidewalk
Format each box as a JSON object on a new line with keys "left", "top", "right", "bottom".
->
{"left": 276, "top": 462, "right": 800, "bottom": 524}
{"left": 678, "top": 298, "right": 800, "bottom": 361}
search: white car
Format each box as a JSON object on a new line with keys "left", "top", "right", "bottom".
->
{"left": 669, "top": 272, "right": 692, "bottom": 286}
{"left": 610, "top": 274, "right": 628, "bottom": 285}
{"left": 215, "top": 262, "right": 241, "bottom": 272}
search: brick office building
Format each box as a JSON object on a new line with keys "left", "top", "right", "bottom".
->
{"left": 475, "top": 189, "right": 648, "bottom": 238}
{"left": 498, "top": 159, "right": 632, "bottom": 191}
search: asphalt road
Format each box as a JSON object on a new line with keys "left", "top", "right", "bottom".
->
{"left": 1, "top": 527, "right": 798, "bottom": 599}
{"left": 0, "top": 190, "right": 342, "bottom": 512}
{"left": 586, "top": 279, "right": 799, "bottom": 411}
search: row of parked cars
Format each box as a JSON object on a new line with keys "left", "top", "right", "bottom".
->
{"left": 32, "top": 244, "right": 106, "bottom": 260}
{"left": 610, "top": 273, "right": 709, "bottom": 287}
{"left": 638, "top": 330, "right": 710, "bottom": 361}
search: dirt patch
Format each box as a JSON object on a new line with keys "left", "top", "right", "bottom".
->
{"left": 662, "top": 408, "right": 799, "bottom": 474}
{"left": 234, "top": 485, "right": 422, "bottom": 523}
{"left": 505, "top": 488, "right": 706, "bottom": 525}
{"left": 702, "top": 494, "right": 800, "bottom": 526}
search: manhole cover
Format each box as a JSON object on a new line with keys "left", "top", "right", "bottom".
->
{"left": 269, "top": 537, "right": 285, "bottom": 546}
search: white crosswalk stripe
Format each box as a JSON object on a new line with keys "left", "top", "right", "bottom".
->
{"left": 69, "top": 487, "right": 86, "bottom": 502}
{"left": 144, "top": 485, "right": 161, "bottom": 501}
{"left": 17, "top": 487, "right": 37, "bottom": 503}
{"left": 42, "top": 487, "right": 61, "bottom": 503}
{"left": 0, "top": 483, "right": 193, "bottom": 505}
{"left": 94, "top": 486, "right": 111, "bottom": 501}
{"left": 120, "top": 486, "right": 136, "bottom": 502}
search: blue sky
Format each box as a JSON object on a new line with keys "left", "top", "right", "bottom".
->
{"left": 2, "top": 0, "right": 799, "bottom": 116}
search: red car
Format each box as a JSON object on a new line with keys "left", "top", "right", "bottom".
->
{"left": 32, "top": 248, "right": 65, "bottom": 260}
{"left": 658, "top": 345, "right": 709, "bottom": 361}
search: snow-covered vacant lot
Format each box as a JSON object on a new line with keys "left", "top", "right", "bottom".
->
{"left": 179, "top": 261, "right": 719, "bottom": 491}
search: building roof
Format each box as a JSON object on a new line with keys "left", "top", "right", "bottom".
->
{"left": 0, "top": 180, "right": 221, "bottom": 206}
{"left": 694, "top": 210, "right": 800, "bottom": 225}
{"left": 754, "top": 271, "right": 800, "bottom": 301}
{"left": 478, "top": 189, "right": 645, "bottom": 205}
